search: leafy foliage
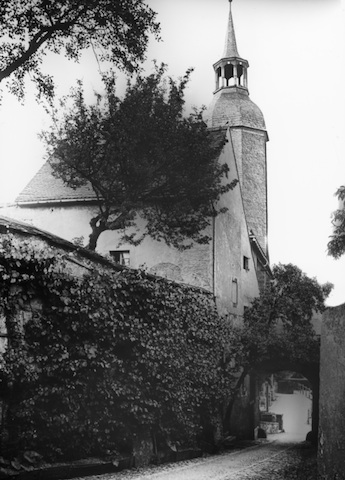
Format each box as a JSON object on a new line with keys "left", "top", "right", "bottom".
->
{"left": 328, "top": 185, "right": 345, "bottom": 259}
{"left": 42, "top": 64, "right": 236, "bottom": 251}
{"left": 0, "top": 234, "right": 241, "bottom": 460}
{"left": 0, "top": 0, "right": 159, "bottom": 100}
{"left": 241, "top": 263, "right": 332, "bottom": 370}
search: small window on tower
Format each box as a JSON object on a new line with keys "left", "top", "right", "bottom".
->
{"left": 243, "top": 256, "right": 250, "bottom": 271}
{"left": 231, "top": 278, "right": 238, "bottom": 308}
{"left": 110, "top": 250, "right": 130, "bottom": 266}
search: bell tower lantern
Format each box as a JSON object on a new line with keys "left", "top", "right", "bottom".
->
{"left": 214, "top": 0, "right": 249, "bottom": 92}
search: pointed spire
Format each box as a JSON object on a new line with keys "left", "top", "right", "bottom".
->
{"left": 212, "top": 0, "right": 249, "bottom": 93}
{"left": 223, "top": 0, "right": 240, "bottom": 58}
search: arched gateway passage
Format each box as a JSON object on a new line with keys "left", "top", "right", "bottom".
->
{"left": 252, "top": 359, "right": 319, "bottom": 444}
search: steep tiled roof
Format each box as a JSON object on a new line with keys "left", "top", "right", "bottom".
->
{"left": 15, "top": 162, "right": 97, "bottom": 204}
{"left": 16, "top": 130, "right": 228, "bottom": 206}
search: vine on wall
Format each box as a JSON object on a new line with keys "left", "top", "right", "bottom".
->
{"left": 0, "top": 234, "right": 241, "bottom": 460}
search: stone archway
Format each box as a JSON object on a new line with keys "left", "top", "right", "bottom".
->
{"left": 252, "top": 359, "right": 319, "bottom": 443}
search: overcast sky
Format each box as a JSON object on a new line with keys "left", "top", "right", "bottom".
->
{"left": 0, "top": 0, "right": 344, "bottom": 306}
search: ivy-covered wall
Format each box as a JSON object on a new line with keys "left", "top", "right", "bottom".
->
{"left": 0, "top": 227, "right": 242, "bottom": 463}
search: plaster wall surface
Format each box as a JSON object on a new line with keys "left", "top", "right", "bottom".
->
{"left": 98, "top": 224, "right": 214, "bottom": 291}
{"left": 214, "top": 131, "right": 259, "bottom": 316}
{"left": 0, "top": 204, "right": 96, "bottom": 245}
{"left": 318, "top": 303, "right": 345, "bottom": 479}
{"left": 0, "top": 203, "right": 214, "bottom": 291}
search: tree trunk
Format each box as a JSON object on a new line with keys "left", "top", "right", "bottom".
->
{"left": 222, "top": 368, "right": 248, "bottom": 433}
{"left": 87, "top": 217, "right": 107, "bottom": 251}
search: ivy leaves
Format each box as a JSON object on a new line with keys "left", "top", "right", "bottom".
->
{"left": 0, "top": 234, "right": 240, "bottom": 460}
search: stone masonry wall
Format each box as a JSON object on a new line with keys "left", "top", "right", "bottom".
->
{"left": 230, "top": 128, "right": 267, "bottom": 254}
{"left": 318, "top": 303, "right": 345, "bottom": 479}
{"left": 242, "top": 129, "right": 267, "bottom": 254}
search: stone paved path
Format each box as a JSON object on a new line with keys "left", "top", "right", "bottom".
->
{"left": 72, "top": 441, "right": 316, "bottom": 480}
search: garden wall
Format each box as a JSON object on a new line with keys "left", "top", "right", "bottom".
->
{"left": 318, "top": 303, "right": 345, "bottom": 478}
{"left": 0, "top": 216, "right": 241, "bottom": 469}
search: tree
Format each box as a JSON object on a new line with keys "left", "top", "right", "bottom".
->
{"left": 42, "top": 64, "right": 237, "bottom": 250}
{"left": 328, "top": 185, "right": 345, "bottom": 259}
{"left": 241, "top": 263, "right": 332, "bottom": 369}
{"left": 0, "top": 0, "right": 159, "bottom": 101}
{"left": 223, "top": 263, "right": 332, "bottom": 428}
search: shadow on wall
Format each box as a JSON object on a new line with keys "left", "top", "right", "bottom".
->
{"left": 149, "top": 263, "right": 183, "bottom": 283}
{"left": 149, "top": 262, "right": 205, "bottom": 289}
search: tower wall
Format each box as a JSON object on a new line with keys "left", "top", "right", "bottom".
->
{"left": 206, "top": 0, "right": 269, "bottom": 258}
{"left": 214, "top": 131, "right": 260, "bottom": 317}
{"left": 230, "top": 128, "right": 268, "bottom": 253}
{"left": 206, "top": 89, "right": 268, "bottom": 255}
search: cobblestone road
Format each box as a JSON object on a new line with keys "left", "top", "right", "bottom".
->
{"left": 73, "top": 441, "right": 317, "bottom": 480}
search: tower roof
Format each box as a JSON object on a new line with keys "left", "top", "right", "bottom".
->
{"left": 223, "top": 0, "right": 240, "bottom": 58}
{"left": 206, "top": 0, "right": 266, "bottom": 132}
{"left": 206, "top": 90, "right": 266, "bottom": 131}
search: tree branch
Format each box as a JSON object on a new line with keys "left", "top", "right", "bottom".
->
{"left": 0, "top": 3, "right": 89, "bottom": 84}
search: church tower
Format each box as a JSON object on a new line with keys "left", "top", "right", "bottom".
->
{"left": 206, "top": 0, "right": 268, "bottom": 256}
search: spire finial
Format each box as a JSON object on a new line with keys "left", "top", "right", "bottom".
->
{"left": 223, "top": 0, "right": 239, "bottom": 58}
